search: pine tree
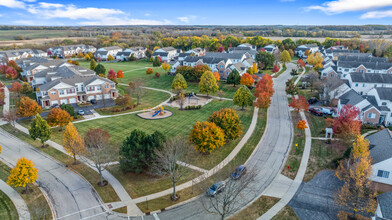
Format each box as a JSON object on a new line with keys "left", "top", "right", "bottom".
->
{"left": 172, "top": 73, "right": 187, "bottom": 90}
{"left": 94, "top": 63, "right": 106, "bottom": 76}
{"left": 227, "top": 69, "right": 241, "bottom": 87}
{"left": 29, "top": 114, "right": 51, "bottom": 147}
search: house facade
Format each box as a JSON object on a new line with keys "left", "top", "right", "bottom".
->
{"left": 153, "top": 47, "right": 179, "bottom": 61}
{"left": 0, "top": 49, "right": 47, "bottom": 62}
{"left": 47, "top": 45, "right": 96, "bottom": 58}
{"left": 341, "top": 72, "right": 392, "bottom": 95}
{"left": 295, "top": 44, "right": 319, "bottom": 57}
{"left": 94, "top": 46, "right": 122, "bottom": 60}
{"left": 263, "top": 44, "right": 278, "bottom": 54}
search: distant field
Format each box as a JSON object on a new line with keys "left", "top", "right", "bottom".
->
{"left": 0, "top": 30, "right": 72, "bottom": 41}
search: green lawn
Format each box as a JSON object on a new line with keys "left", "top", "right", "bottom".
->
{"left": 306, "top": 112, "right": 327, "bottom": 137}
{"left": 230, "top": 196, "right": 279, "bottom": 220}
{"left": 272, "top": 206, "right": 299, "bottom": 220}
{"left": 0, "top": 30, "right": 70, "bottom": 41}
{"left": 0, "top": 190, "right": 18, "bottom": 220}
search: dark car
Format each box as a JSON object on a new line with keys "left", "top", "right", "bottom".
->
{"left": 309, "top": 107, "right": 324, "bottom": 116}
{"left": 206, "top": 181, "right": 225, "bottom": 196}
{"left": 52, "top": 104, "right": 59, "bottom": 108}
{"left": 90, "top": 99, "right": 97, "bottom": 104}
{"left": 308, "top": 97, "right": 318, "bottom": 105}
{"left": 231, "top": 165, "right": 247, "bottom": 180}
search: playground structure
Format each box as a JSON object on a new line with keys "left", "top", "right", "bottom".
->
{"left": 188, "top": 92, "right": 199, "bottom": 105}
{"left": 152, "top": 105, "right": 165, "bottom": 117}
{"left": 137, "top": 105, "right": 172, "bottom": 120}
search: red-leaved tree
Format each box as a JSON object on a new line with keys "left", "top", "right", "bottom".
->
{"left": 272, "top": 64, "right": 279, "bottom": 73}
{"left": 333, "top": 104, "right": 361, "bottom": 142}
{"left": 107, "top": 69, "right": 117, "bottom": 82}
{"left": 117, "top": 70, "right": 124, "bottom": 78}
{"left": 10, "top": 82, "right": 22, "bottom": 93}
{"left": 288, "top": 96, "right": 309, "bottom": 112}
{"left": 5, "top": 67, "right": 17, "bottom": 79}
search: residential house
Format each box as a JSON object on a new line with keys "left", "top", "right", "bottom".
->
{"left": 178, "top": 53, "right": 191, "bottom": 61}
{"left": 227, "top": 62, "right": 247, "bottom": 75}
{"left": 295, "top": 44, "right": 319, "bottom": 57}
{"left": 186, "top": 48, "right": 205, "bottom": 56}
{"left": 228, "top": 46, "right": 258, "bottom": 59}
{"left": 322, "top": 49, "right": 361, "bottom": 60}
{"left": 152, "top": 47, "right": 179, "bottom": 61}
{"left": 116, "top": 47, "right": 147, "bottom": 61}
{"left": 263, "top": 44, "right": 279, "bottom": 54}
{"left": 341, "top": 72, "right": 392, "bottom": 95}
{"left": 367, "top": 87, "right": 392, "bottom": 126}
{"left": 94, "top": 46, "right": 122, "bottom": 60}
{"left": 20, "top": 59, "right": 71, "bottom": 85}
{"left": 237, "top": 43, "right": 257, "bottom": 51}
{"left": 336, "top": 55, "right": 392, "bottom": 76}
{"left": 0, "top": 49, "right": 47, "bottom": 62}
{"left": 37, "top": 75, "right": 118, "bottom": 108}
{"left": 47, "top": 45, "right": 96, "bottom": 58}
{"left": 242, "top": 58, "right": 256, "bottom": 70}
{"left": 373, "top": 191, "right": 392, "bottom": 219}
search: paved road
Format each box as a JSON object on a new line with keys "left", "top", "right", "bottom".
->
{"left": 148, "top": 63, "right": 295, "bottom": 220}
{"left": 0, "top": 129, "right": 112, "bottom": 220}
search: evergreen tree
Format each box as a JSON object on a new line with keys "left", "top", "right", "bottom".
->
{"left": 227, "top": 69, "right": 241, "bottom": 87}
{"left": 90, "top": 59, "right": 97, "bottom": 70}
{"left": 94, "top": 63, "right": 106, "bottom": 76}
{"left": 29, "top": 114, "right": 51, "bottom": 147}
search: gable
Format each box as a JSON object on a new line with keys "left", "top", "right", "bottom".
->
{"left": 52, "top": 82, "right": 74, "bottom": 89}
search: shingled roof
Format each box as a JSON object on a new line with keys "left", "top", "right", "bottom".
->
{"left": 339, "top": 89, "right": 365, "bottom": 106}
{"left": 375, "top": 88, "right": 392, "bottom": 102}
{"left": 377, "top": 191, "right": 392, "bottom": 219}
{"left": 367, "top": 129, "right": 392, "bottom": 164}
{"left": 350, "top": 73, "right": 392, "bottom": 84}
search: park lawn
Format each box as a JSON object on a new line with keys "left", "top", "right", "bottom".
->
{"left": 229, "top": 196, "right": 279, "bottom": 220}
{"left": 0, "top": 190, "right": 18, "bottom": 220}
{"left": 96, "top": 87, "right": 171, "bottom": 115}
{"left": 271, "top": 206, "right": 299, "bottom": 220}
{"left": 303, "top": 139, "right": 345, "bottom": 182}
{"left": 306, "top": 112, "right": 327, "bottom": 137}
{"left": 298, "top": 88, "right": 318, "bottom": 101}
{"left": 0, "top": 161, "right": 51, "bottom": 220}
{"left": 282, "top": 111, "right": 305, "bottom": 180}
{"left": 136, "top": 112, "right": 267, "bottom": 213}
{"left": 0, "top": 125, "right": 121, "bottom": 204}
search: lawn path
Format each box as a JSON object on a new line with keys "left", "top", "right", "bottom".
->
{"left": 0, "top": 178, "right": 30, "bottom": 220}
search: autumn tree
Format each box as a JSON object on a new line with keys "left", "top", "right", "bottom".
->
{"left": 162, "top": 63, "right": 170, "bottom": 72}
{"left": 304, "top": 49, "right": 310, "bottom": 57}
{"left": 115, "top": 94, "right": 133, "bottom": 110}
{"left": 90, "top": 59, "right": 97, "bottom": 70}
{"left": 255, "top": 74, "right": 274, "bottom": 97}
{"left": 146, "top": 68, "right": 154, "bottom": 75}
{"left": 63, "top": 123, "right": 85, "bottom": 164}
{"left": 7, "top": 157, "right": 38, "bottom": 193}
{"left": 128, "top": 80, "right": 144, "bottom": 105}
{"left": 285, "top": 79, "right": 299, "bottom": 96}
{"left": 335, "top": 135, "right": 377, "bottom": 218}
{"left": 9, "top": 82, "right": 22, "bottom": 93}
{"left": 107, "top": 55, "right": 114, "bottom": 61}
{"left": 29, "top": 114, "right": 51, "bottom": 147}
{"left": 46, "top": 108, "right": 72, "bottom": 129}
{"left": 17, "top": 97, "right": 42, "bottom": 117}
{"left": 172, "top": 73, "right": 187, "bottom": 92}
{"left": 107, "top": 69, "right": 117, "bottom": 82}
{"left": 296, "top": 120, "right": 308, "bottom": 136}
{"left": 272, "top": 64, "right": 279, "bottom": 73}
{"left": 307, "top": 52, "right": 323, "bottom": 67}
{"left": 117, "top": 70, "right": 124, "bottom": 78}
{"left": 240, "top": 73, "right": 255, "bottom": 87}
{"left": 199, "top": 71, "right": 219, "bottom": 97}
{"left": 297, "top": 59, "right": 306, "bottom": 69}
{"left": 84, "top": 54, "right": 91, "bottom": 61}
{"left": 289, "top": 96, "right": 309, "bottom": 112}
{"left": 213, "top": 71, "right": 220, "bottom": 82}
{"left": 252, "top": 63, "right": 258, "bottom": 74}
{"left": 280, "top": 50, "right": 291, "bottom": 67}
{"left": 254, "top": 92, "right": 271, "bottom": 113}
{"left": 208, "top": 108, "right": 243, "bottom": 140}
{"left": 233, "top": 85, "right": 253, "bottom": 110}
{"left": 153, "top": 56, "right": 161, "bottom": 67}
{"left": 189, "top": 121, "right": 225, "bottom": 153}
{"left": 5, "top": 67, "right": 17, "bottom": 79}
{"left": 20, "top": 82, "right": 33, "bottom": 95}
{"left": 227, "top": 69, "right": 241, "bottom": 87}
{"left": 333, "top": 104, "right": 361, "bottom": 142}
{"left": 255, "top": 51, "right": 275, "bottom": 69}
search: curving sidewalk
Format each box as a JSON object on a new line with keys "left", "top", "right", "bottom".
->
{"left": 0, "top": 179, "right": 30, "bottom": 220}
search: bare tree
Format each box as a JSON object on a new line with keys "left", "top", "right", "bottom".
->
{"left": 273, "top": 51, "right": 281, "bottom": 65}
{"left": 178, "top": 93, "right": 186, "bottom": 110}
{"left": 82, "top": 128, "right": 115, "bottom": 186}
{"left": 316, "top": 76, "right": 344, "bottom": 105}
{"left": 128, "top": 79, "right": 144, "bottom": 105}
{"left": 306, "top": 71, "right": 320, "bottom": 92}
{"left": 200, "top": 166, "right": 256, "bottom": 220}
{"left": 3, "top": 109, "right": 18, "bottom": 129}
{"left": 150, "top": 137, "right": 192, "bottom": 200}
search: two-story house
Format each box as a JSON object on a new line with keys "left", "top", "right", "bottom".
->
{"left": 341, "top": 72, "right": 392, "bottom": 95}
{"left": 152, "top": 47, "right": 179, "bottom": 61}
{"left": 263, "top": 44, "right": 279, "bottom": 54}
{"left": 295, "top": 44, "right": 319, "bottom": 57}
{"left": 116, "top": 47, "right": 147, "bottom": 61}
{"left": 367, "top": 87, "right": 392, "bottom": 126}
{"left": 47, "top": 45, "right": 96, "bottom": 58}
{"left": 186, "top": 48, "right": 205, "bottom": 56}
{"left": 94, "top": 46, "right": 122, "bottom": 60}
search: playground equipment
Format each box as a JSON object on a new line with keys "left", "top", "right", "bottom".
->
{"left": 188, "top": 92, "right": 199, "bottom": 105}
{"left": 152, "top": 105, "right": 165, "bottom": 117}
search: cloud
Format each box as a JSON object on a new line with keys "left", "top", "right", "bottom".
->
{"left": 0, "top": 0, "right": 26, "bottom": 9}
{"left": 361, "top": 9, "right": 392, "bottom": 18}
{"left": 144, "top": 13, "right": 150, "bottom": 16}
{"left": 306, "top": 0, "right": 392, "bottom": 14}
{"left": 177, "top": 15, "right": 198, "bottom": 23}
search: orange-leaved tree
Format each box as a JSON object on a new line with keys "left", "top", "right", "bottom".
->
{"left": 254, "top": 92, "right": 272, "bottom": 113}
{"left": 288, "top": 96, "right": 309, "bottom": 112}
{"left": 17, "top": 97, "right": 42, "bottom": 117}
{"left": 10, "top": 82, "right": 22, "bottom": 93}
{"left": 240, "top": 73, "right": 254, "bottom": 87}
{"left": 63, "top": 122, "right": 85, "bottom": 163}
{"left": 208, "top": 108, "right": 243, "bottom": 140}
{"left": 189, "top": 121, "right": 225, "bottom": 153}
{"left": 46, "top": 108, "right": 72, "bottom": 129}
{"left": 255, "top": 74, "right": 274, "bottom": 97}
{"left": 7, "top": 157, "right": 38, "bottom": 193}
{"left": 146, "top": 68, "right": 154, "bottom": 75}
{"left": 117, "top": 70, "right": 124, "bottom": 78}
{"left": 213, "top": 71, "right": 220, "bottom": 82}
{"left": 162, "top": 63, "right": 170, "bottom": 72}
{"left": 296, "top": 120, "right": 308, "bottom": 132}
{"left": 333, "top": 104, "right": 361, "bottom": 142}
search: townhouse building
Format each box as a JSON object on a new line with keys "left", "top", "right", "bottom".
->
{"left": 295, "top": 44, "right": 319, "bottom": 57}
{"left": 0, "top": 49, "right": 47, "bottom": 62}
{"left": 94, "top": 46, "right": 122, "bottom": 60}
{"left": 152, "top": 47, "right": 179, "bottom": 61}
{"left": 263, "top": 44, "right": 279, "bottom": 54}
{"left": 341, "top": 72, "right": 392, "bottom": 95}
{"left": 47, "top": 45, "right": 96, "bottom": 58}
{"left": 185, "top": 48, "right": 205, "bottom": 56}
{"left": 20, "top": 59, "right": 71, "bottom": 85}
{"left": 115, "top": 47, "right": 147, "bottom": 61}
{"left": 237, "top": 43, "right": 257, "bottom": 51}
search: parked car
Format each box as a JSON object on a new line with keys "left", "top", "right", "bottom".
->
{"left": 77, "top": 110, "right": 85, "bottom": 115}
{"left": 308, "top": 97, "right": 318, "bottom": 105}
{"left": 309, "top": 107, "right": 324, "bottom": 116}
{"left": 90, "top": 99, "right": 97, "bottom": 104}
{"left": 320, "top": 107, "right": 335, "bottom": 115}
{"left": 52, "top": 104, "right": 59, "bottom": 108}
{"left": 231, "top": 165, "right": 247, "bottom": 180}
{"left": 206, "top": 181, "right": 225, "bottom": 196}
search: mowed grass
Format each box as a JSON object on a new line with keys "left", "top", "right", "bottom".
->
{"left": 0, "top": 190, "right": 18, "bottom": 220}
{"left": 272, "top": 206, "right": 299, "bottom": 220}
{"left": 0, "top": 30, "right": 69, "bottom": 41}
{"left": 230, "top": 196, "right": 279, "bottom": 220}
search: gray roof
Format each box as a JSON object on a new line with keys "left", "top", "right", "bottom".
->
{"left": 116, "top": 51, "right": 132, "bottom": 57}
{"left": 339, "top": 89, "right": 365, "bottom": 106}
{"left": 350, "top": 73, "right": 392, "bottom": 84}
{"left": 160, "top": 47, "right": 176, "bottom": 52}
{"left": 204, "top": 52, "right": 244, "bottom": 60}
{"left": 377, "top": 191, "right": 392, "bottom": 219}
{"left": 35, "top": 65, "right": 95, "bottom": 82}
{"left": 183, "top": 56, "right": 226, "bottom": 65}
{"left": 231, "top": 62, "right": 246, "bottom": 71}
{"left": 101, "top": 46, "right": 122, "bottom": 51}
{"left": 95, "top": 51, "right": 108, "bottom": 56}
{"left": 178, "top": 53, "right": 191, "bottom": 57}
{"left": 39, "top": 75, "right": 112, "bottom": 91}
{"left": 338, "top": 61, "right": 392, "bottom": 70}
{"left": 324, "top": 49, "right": 360, "bottom": 54}
{"left": 367, "top": 129, "right": 392, "bottom": 164}
{"left": 375, "top": 88, "right": 392, "bottom": 102}
{"left": 339, "top": 55, "right": 387, "bottom": 63}
{"left": 153, "top": 52, "right": 168, "bottom": 56}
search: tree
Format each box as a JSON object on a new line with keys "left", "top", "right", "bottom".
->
{"left": 128, "top": 80, "right": 144, "bottom": 105}
{"left": 189, "top": 121, "right": 225, "bottom": 153}
{"left": 162, "top": 63, "right": 170, "bottom": 72}
{"left": 227, "top": 69, "right": 241, "bottom": 87}
{"left": 63, "top": 123, "right": 85, "bottom": 163}
{"left": 297, "top": 59, "right": 306, "bottom": 69}
{"left": 296, "top": 120, "right": 308, "bottom": 134}
{"left": 199, "top": 71, "right": 219, "bottom": 97}
{"left": 233, "top": 85, "right": 253, "bottom": 110}
{"left": 272, "top": 64, "right": 280, "bottom": 73}
{"left": 120, "top": 129, "right": 166, "bottom": 173}
{"left": 255, "top": 51, "right": 275, "bottom": 69}
{"left": 285, "top": 79, "right": 299, "bottom": 96}
{"left": 213, "top": 71, "right": 220, "bottom": 82}
{"left": 304, "top": 49, "right": 310, "bottom": 57}
{"left": 208, "top": 108, "right": 243, "bottom": 140}
{"left": 172, "top": 73, "right": 187, "bottom": 91}
{"left": 17, "top": 97, "right": 42, "bottom": 117}
{"left": 280, "top": 50, "right": 291, "bottom": 67}
{"left": 107, "top": 55, "right": 114, "bottom": 61}
{"left": 255, "top": 74, "right": 274, "bottom": 97}
{"left": 306, "top": 52, "right": 323, "bottom": 67}
{"left": 5, "top": 67, "right": 17, "bottom": 79}
{"left": 252, "top": 63, "right": 258, "bottom": 74}
{"left": 115, "top": 94, "right": 133, "bottom": 110}
{"left": 240, "top": 73, "right": 254, "bottom": 87}
{"left": 94, "top": 64, "right": 106, "bottom": 77}
{"left": 254, "top": 92, "right": 271, "bottom": 113}
{"left": 117, "top": 70, "right": 124, "bottom": 78}
{"left": 335, "top": 135, "right": 377, "bottom": 218}
{"left": 146, "top": 68, "right": 154, "bottom": 75}
{"left": 153, "top": 56, "right": 161, "bottom": 67}
{"left": 82, "top": 128, "right": 115, "bottom": 186}
{"left": 90, "top": 59, "right": 97, "bottom": 70}
{"left": 7, "top": 157, "right": 38, "bottom": 193}
{"left": 46, "top": 108, "right": 72, "bottom": 129}
{"left": 20, "top": 82, "right": 33, "bottom": 95}
{"left": 9, "top": 82, "right": 22, "bottom": 93}
{"left": 84, "top": 54, "right": 91, "bottom": 61}
{"left": 306, "top": 71, "right": 320, "bottom": 92}
{"left": 289, "top": 96, "right": 309, "bottom": 112}
{"left": 60, "top": 103, "right": 76, "bottom": 117}
{"left": 29, "top": 114, "right": 51, "bottom": 147}
{"left": 150, "top": 137, "right": 191, "bottom": 201}
{"left": 333, "top": 105, "right": 361, "bottom": 142}
{"left": 107, "top": 69, "right": 117, "bottom": 82}
{"left": 3, "top": 109, "right": 18, "bottom": 128}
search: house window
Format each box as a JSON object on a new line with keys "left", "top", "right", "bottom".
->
{"left": 50, "top": 90, "right": 56, "bottom": 95}
{"left": 111, "top": 84, "right": 114, "bottom": 88}
{"left": 377, "top": 170, "right": 390, "bottom": 178}
{"left": 359, "top": 70, "right": 364, "bottom": 73}
{"left": 362, "top": 84, "right": 366, "bottom": 87}
{"left": 382, "top": 102, "right": 387, "bottom": 106}
{"left": 355, "top": 83, "right": 359, "bottom": 87}
{"left": 104, "top": 84, "right": 109, "bottom": 89}
{"left": 367, "top": 113, "right": 376, "bottom": 119}
{"left": 220, "top": 65, "right": 223, "bottom": 69}
{"left": 59, "top": 89, "right": 65, "bottom": 95}
{"left": 344, "top": 68, "right": 349, "bottom": 72}
{"left": 97, "top": 86, "right": 102, "bottom": 91}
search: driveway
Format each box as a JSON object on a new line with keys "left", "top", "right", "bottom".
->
{"left": 72, "top": 99, "right": 115, "bottom": 115}
{"left": 0, "top": 129, "right": 111, "bottom": 220}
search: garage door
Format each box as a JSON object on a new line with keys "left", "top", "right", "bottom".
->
{"left": 69, "top": 98, "right": 77, "bottom": 104}
{"left": 51, "top": 100, "right": 59, "bottom": 106}
{"left": 60, "top": 99, "right": 68, "bottom": 104}
{"left": 96, "top": 95, "right": 102, "bottom": 100}
{"left": 88, "top": 96, "right": 95, "bottom": 101}
{"left": 104, "top": 94, "right": 110, "bottom": 99}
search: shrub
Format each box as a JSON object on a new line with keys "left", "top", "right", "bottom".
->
{"left": 189, "top": 121, "right": 225, "bottom": 153}
{"left": 146, "top": 68, "right": 154, "bottom": 75}
{"left": 155, "top": 72, "right": 160, "bottom": 78}
{"left": 208, "top": 108, "right": 243, "bottom": 140}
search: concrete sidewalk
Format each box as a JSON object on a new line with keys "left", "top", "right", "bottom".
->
{"left": 0, "top": 179, "right": 30, "bottom": 220}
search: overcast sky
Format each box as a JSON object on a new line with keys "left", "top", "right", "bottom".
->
{"left": 1, "top": 0, "right": 392, "bottom": 26}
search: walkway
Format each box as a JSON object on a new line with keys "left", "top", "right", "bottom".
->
{"left": 0, "top": 179, "right": 30, "bottom": 220}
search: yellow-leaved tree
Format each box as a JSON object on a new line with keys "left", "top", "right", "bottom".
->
{"left": 335, "top": 135, "right": 377, "bottom": 218}
{"left": 7, "top": 157, "right": 38, "bottom": 193}
{"left": 63, "top": 123, "right": 85, "bottom": 164}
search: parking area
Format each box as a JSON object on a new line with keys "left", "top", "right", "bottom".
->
{"left": 71, "top": 99, "right": 115, "bottom": 115}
